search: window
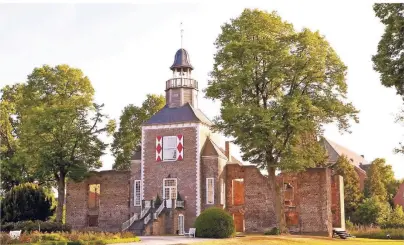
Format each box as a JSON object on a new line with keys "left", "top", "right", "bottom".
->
{"left": 134, "top": 180, "right": 141, "bottom": 206}
{"left": 163, "top": 136, "right": 177, "bottom": 161}
{"left": 206, "top": 178, "right": 214, "bottom": 204}
{"left": 88, "top": 184, "right": 100, "bottom": 209}
{"left": 178, "top": 214, "right": 185, "bottom": 235}
{"left": 220, "top": 179, "right": 225, "bottom": 206}
{"left": 163, "top": 178, "right": 178, "bottom": 200}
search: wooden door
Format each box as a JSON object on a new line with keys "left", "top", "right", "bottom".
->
{"left": 233, "top": 213, "right": 244, "bottom": 232}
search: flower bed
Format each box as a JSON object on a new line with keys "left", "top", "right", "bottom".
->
{"left": 0, "top": 231, "right": 140, "bottom": 244}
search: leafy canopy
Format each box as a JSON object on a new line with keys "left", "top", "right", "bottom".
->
{"left": 372, "top": 3, "right": 404, "bottom": 96}
{"left": 111, "top": 94, "right": 165, "bottom": 170}
{"left": 205, "top": 9, "right": 358, "bottom": 172}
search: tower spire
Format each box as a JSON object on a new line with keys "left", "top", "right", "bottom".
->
{"left": 180, "top": 22, "right": 184, "bottom": 48}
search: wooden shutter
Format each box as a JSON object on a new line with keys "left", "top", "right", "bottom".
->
{"left": 156, "top": 136, "right": 162, "bottom": 162}
{"left": 176, "top": 134, "right": 183, "bottom": 161}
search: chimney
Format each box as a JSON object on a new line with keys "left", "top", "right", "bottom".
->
{"left": 225, "top": 141, "right": 231, "bottom": 161}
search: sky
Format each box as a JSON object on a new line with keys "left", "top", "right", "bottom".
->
{"left": 1, "top": 1, "right": 403, "bottom": 179}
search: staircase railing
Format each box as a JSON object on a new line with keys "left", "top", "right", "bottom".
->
{"left": 121, "top": 213, "right": 139, "bottom": 231}
{"left": 154, "top": 201, "right": 165, "bottom": 219}
{"left": 144, "top": 213, "right": 151, "bottom": 225}
{"left": 140, "top": 206, "right": 150, "bottom": 220}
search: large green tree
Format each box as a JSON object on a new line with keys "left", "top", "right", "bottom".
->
{"left": 111, "top": 94, "right": 165, "bottom": 170}
{"left": 372, "top": 3, "right": 404, "bottom": 96}
{"left": 365, "top": 158, "right": 399, "bottom": 206}
{"left": 15, "top": 65, "right": 115, "bottom": 223}
{"left": 205, "top": 9, "right": 358, "bottom": 230}
{"left": 333, "top": 155, "right": 363, "bottom": 220}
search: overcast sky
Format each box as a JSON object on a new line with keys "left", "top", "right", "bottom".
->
{"left": 1, "top": 1, "right": 403, "bottom": 179}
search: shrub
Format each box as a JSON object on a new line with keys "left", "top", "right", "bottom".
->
{"left": 350, "top": 227, "right": 404, "bottom": 240}
{"left": 345, "top": 220, "right": 354, "bottom": 231}
{"left": 1, "top": 220, "right": 71, "bottom": 232}
{"left": 264, "top": 227, "right": 280, "bottom": 235}
{"left": 1, "top": 183, "right": 55, "bottom": 223}
{"left": 194, "top": 207, "right": 235, "bottom": 238}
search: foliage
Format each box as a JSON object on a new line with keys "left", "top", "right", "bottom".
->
{"left": 0, "top": 220, "right": 71, "bottom": 232}
{"left": 194, "top": 207, "right": 235, "bottom": 238}
{"left": 333, "top": 155, "right": 363, "bottom": 219}
{"left": 372, "top": 4, "right": 404, "bottom": 97}
{"left": 0, "top": 231, "right": 139, "bottom": 245}
{"left": 380, "top": 205, "right": 404, "bottom": 229}
{"left": 6, "top": 65, "right": 115, "bottom": 223}
{"left": 264, "top": 227, "right": 280, "bottom": 235}
{"left": 365, "top": 158, "right": 400, "bottom": 206}
{"left": 0, "top": 183, "right": 55, "bottom": 223}
{"left": 353, "top": 196, "right": 391, "bottom": 225}
{"left": 111, "top": 94, "right": 165, "bottom": 170}
{"left": 350, "top": 227, "right": 404, "bottom": 240}
{"left": 0, "top": 84, "right": 36, "bottom": 190}
{"left": 345, "top": 220, "right": 354, "bottom": 231}
{"left": 205, "top": 8, "right": 358, "bottom": 230}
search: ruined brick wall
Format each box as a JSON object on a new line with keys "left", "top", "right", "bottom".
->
{"left": 284, "top": 168, "right": 332, "bottom": 237}
{"left": 142, "top": 126, "right": 198, "bottom": 230}
{"left": 225, "top": 164, "right": 276, "bottom": 233}
{"left": 393, "top": 182, "right": 404, "bottom": 208}
{"left": 354, "top": 167, "right": 367, "bottom": 191}
{"left": 331, "top": 175, "right": 345, "bottom": 229}
{"left": 66, "top": 171, "right": 130, "bottom": 232}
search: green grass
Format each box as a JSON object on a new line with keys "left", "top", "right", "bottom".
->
{"left": 191, "top": 235, "right": 404, "bottom": 245}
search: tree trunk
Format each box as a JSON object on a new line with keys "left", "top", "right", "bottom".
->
{"left": 56, "top": 172, "right": 65, "bottom": 223}
{"left": 268, "top": 166, "right": 286, "bottom": 233}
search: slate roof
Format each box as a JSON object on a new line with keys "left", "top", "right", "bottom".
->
{"left": 321, "top": 137, "right": 368, "bottom": 173}
{"left": 143, "top": 103, "right": 212, "bottom": 126}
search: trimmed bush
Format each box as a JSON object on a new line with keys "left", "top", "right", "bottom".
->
{"left": 1, "top": 220, "right": 71, "bottom": 232}
{"left": 194, "top": 207, "right": 235, "bottom": 238}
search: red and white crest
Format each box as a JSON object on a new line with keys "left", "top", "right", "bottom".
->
{"left": 176, "top": 134, "right": 184, "bottom": 161}
{"left": 156, "top": 136, "right": 162, "bottom": 162}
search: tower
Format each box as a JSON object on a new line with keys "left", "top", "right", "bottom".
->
{"left": 165, "top": 49, "right": 198, "bottom": 108}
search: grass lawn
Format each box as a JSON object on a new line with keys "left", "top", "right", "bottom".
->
{"left": 191, "top": 235, "right": 404, "bottom": 245}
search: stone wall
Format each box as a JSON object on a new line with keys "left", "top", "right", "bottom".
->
{"left": 66, "top": 171, "right": 130, "bottom": 232}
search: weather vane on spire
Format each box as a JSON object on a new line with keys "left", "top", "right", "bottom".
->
{"left": 180, "top": 22, "right": 184, "bottom": 48}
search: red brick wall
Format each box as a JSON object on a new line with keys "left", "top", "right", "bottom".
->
{"left": 393, "top": 182, "right": 404, "bottom": 208}
{"left": 331, "top": 175, "right": 345, "bottom": 229}
{"left": 66, "top": 171, "right": 130, "bottom": 232}
{"left": 130, "top": 160, "right": 142, "bottom": 214}
{"left": 354, "top": 167, "right": 366, "bottom": 191}
{"left": 142, "top": 126, "right": 198, "bottom": 230}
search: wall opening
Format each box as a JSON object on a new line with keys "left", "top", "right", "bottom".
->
{"left": 88, "top": 184, "right": 100, "bottom": 209}
{"left": 232, "top": 179, "right": 245, "bottom": 206}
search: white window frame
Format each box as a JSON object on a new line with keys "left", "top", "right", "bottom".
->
{"left": 163, "top": 178, "right": 178, "bottom": 200}
{"left": 134, "top": 180, "right": 141, "bottom": 206}
{"left": 206, "top": 178, "right": 214, "bottom": 205}
{"left": 220, "top": 179, "right": 225, "bottom": 206}
{"left": 163, "top": 136, "right": 177, "bottom": 161}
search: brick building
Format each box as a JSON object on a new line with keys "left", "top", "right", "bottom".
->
{"left": 66, "top": 48, "right": 347, "bottom": 237}
{"left": 393, "top": 182, "right": 404, "bottom": 208}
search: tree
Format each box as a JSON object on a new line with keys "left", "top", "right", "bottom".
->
{"left": 16, "top": 64, "right": 115, "bottom": 223}
{"left": 111, "top": 94, "right": 165, "bottom": 170}
{"left": 0, "top": 183, "right": 55, "bottom": 223}
{"left": 353, "top": 196, "right": 390, "bottom": 225}
{"left": 333, "top": 155, "right": 363, "bottom": 220}
{"left": 365, "top": 158, "right": 399, "bottom": 206}
{"left": 372, "top": 4, "right": 404, "bottom": 96}
{"left": 0, "top": 84, "right": 36, "bottom": 190}
{"left": 205, "top": 9, "right": 358, "bottom": 231}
